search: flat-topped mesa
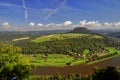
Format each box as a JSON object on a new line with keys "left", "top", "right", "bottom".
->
{"left": 70, "top": 27, "right": 92, "bottom": 34}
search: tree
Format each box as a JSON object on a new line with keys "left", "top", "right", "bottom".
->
{"left": 92, "top": 66, "right": 120, "bottom": 80}
{"left": 0, "top": 42, "right": 31, "bottom": 80}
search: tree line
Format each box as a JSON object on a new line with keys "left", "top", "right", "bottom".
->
{"left": 14, "top": 36, "right": 120, "bottom": 56}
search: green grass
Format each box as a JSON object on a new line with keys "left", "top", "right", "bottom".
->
{"left": 88, "top": 54, "right": 119, "bottom": 64}
{"left": 25, "top": 47, "right": 120, "bottom": 66}
{"left": 31, "top": 33, "right": 103, "bottom": 43}
{"left": 88, "top": 47, "right": 120, "bottom": 64}
{"left": 106, "top": 47, "right": 120, "bottom": 55}
{"left": 26, "top": 54, "right": 86, "bottom": 66}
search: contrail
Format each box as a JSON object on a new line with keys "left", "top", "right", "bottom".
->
{"left": 22, "top": 0, "right": 28, "bottom": 22}
{"left": 0, "top": 2, "right": 38, "bottom": 11}
{"left": 0, "top": 2, "right": 40, "bottom": 22}
{"left": 0, "top": 3, "right": 23, "bottom": 8}
{"left": 45, "top": 0, "right": 68, "bottom": 21}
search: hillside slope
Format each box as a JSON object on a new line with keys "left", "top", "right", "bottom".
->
{"left": 31, "top": 33, "right": 102, "bottom": 43}
{"left": 13, "top": 28, "right": 120, "bottom": 56}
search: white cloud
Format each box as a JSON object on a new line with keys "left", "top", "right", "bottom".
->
{"left": 2, "top": 22, "right": 10, "bottom": 28}
{"left": 79, "top": 20, "right": 102, "bottom": 28}
{"left": 1, "top": 20, "right": 120, "bottom": 31}
{"left": 32, "top": 20, "right": 120, "bottom": 30}
{"left": 88, "top": 21, "right": 102, "bottom": 27}
{"left": 29, "top": 22, "right": 35, "bottom": 27}
{"left": 80, "top": 20, "right": 86, "bottom": 26}
{"left": 114, "top": 22, "right": 120, "bottom": 27}
{"left": 104, "top": 22, "right": 111, "bottom": 27}
{"left": 64, "top": 20, "right": 73, "bottom": 26}
{"left": 103, "top": 22, "right": 120, "bottom": 28}
{"left": 37, "top": 23, "right": 43, "bottom": 27}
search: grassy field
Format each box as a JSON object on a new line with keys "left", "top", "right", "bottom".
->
{"left": 26, "top": 54, "right": 86, "bottom": 66}
{"left": 88, "top": 54, "right": 119, "bottom": 64}
{"left": 24, "top": 47, "right": 119, "bottom": 66}
{"left": 106, "top": 47, "right": 120, "bottom": 55}
{"left": 88, "top": 47, "right": 120, "bottom": 64}
{"left": 31, "top": 33, "right": 103, "bottom": 43}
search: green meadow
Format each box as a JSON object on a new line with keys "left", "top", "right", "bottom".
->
{"left": 24, "top": 47, "right": 120, "bottom": 66}
{"left": 106, "top": 47, "right": 120, "bottom": 54}
{"left": 88, "top": 47, "right": 120, "bottom": 64}
{"left": 25, "top": 54, "right": 86, "bottom": 66}
{"left": 31, "top": 33, "right": 103, "bottom": 43}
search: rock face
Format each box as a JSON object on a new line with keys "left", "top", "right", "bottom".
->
{"left": 70, "top": 27, "right": 92, "bottom": 34}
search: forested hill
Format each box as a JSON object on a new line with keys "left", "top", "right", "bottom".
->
{"left": 13, "top": 28, "right": 120, "bottom": 56}
{"left": 106, "top": 32, "right": 120, "bottom": 40}
{"left": 70, "top": 27, "right": 92, "bottom": 34}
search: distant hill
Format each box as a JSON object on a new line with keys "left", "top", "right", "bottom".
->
{"left": 91, "top": 29, "right": 120, "bottom": 39}
{"left": 106, "top": 32, "right": 120, "bottom": 40}
{"left": 70, "top": 27, "right": 92, "bottom": 34}
{"left": 92, "top": 30, "right": 120, "bottom": 40}
{"left": 14, "top": 32, "right": 120, "bottom": 55}
{"left": 0, "top": 30, "right": 70, "bottom": 42}
{"left": 3, "top": 28, "right": 119, "bottom": 56}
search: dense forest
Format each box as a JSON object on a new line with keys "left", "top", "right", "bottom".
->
{"left": 13, "top": 28, "right": 120, "bottom": 55}
{"left": 70, "top": 27, "right": 92, "bottom": 34}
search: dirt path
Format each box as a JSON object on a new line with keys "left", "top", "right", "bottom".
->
{"left": 32, "top": 56, "right": 120, "bottom": 76}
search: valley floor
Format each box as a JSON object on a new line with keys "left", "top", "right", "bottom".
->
{"left": 32, "top": 56, "right": 120, "bottom": 76}
{"left": 25, "top": 47, "right": 120, "bottom": 66}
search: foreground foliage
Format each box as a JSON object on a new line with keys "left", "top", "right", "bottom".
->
{"left": 0, "top": 42, "right": 31, "bottom": 80}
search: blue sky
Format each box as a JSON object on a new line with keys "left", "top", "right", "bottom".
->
{"left": 0, "top": 0, "right": 120, "bottom": 31}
